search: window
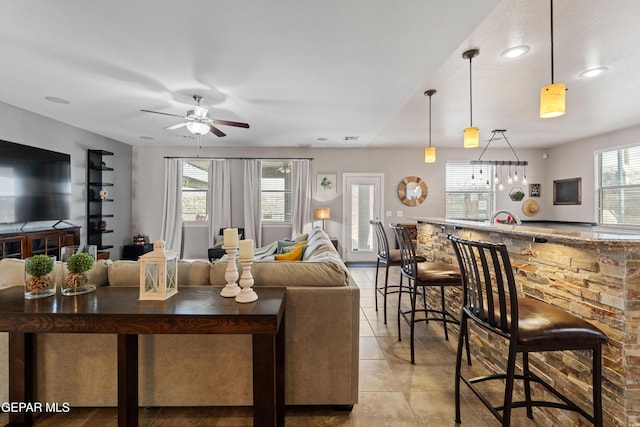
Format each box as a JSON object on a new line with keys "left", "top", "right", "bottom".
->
{"left": 261, "top": 161, "right": 292, "bottom": 222}
{"left": 182, "top": 160, "right": 209, "bottom": 222}
{"left": 445, "top": 161, "right": 494, "bottom": 220}
{"left": 596, "top": 144, "right": 640, "bottom": 227}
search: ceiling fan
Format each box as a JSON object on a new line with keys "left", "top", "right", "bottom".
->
{"left": 140, "top": 95, "right": 249, "bottom": 137}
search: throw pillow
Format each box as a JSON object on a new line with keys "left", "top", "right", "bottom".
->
{"left": 277, "top": 239, "right": 298, "bottom": 254}
{"left": 274, "top": 244, "right": 303, "bottom": 261}
{"left": 280, "top": 243, "right": 307, "bottom": 257}
{"left": 213, "top": 235, "right": 225, "bottom": 249}
{"left": 293, "top": 233, "right": 308, "bottom": 243}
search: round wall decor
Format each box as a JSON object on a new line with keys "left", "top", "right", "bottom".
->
{"left": 398, "top": 176, "right": 428, "bottom": 206}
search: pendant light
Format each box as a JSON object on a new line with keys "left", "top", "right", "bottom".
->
{"left": 424, "top": 89, "right": 436, "bottom": 163}
{"left": 540, "top": 0, "right": 566, "bottom": 118}
{"left": 462, "top": 49, "right": 479, "bottom": 148}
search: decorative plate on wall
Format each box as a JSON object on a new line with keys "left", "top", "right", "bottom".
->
{"left": 398, "top": 176, "right": 428, "bottom": 206}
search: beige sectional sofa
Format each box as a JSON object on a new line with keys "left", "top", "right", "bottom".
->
{"left": 0, "top": 227, "right": 360, "bottom": 408}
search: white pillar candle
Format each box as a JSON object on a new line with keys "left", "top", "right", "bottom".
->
{"left": 239, "top": 239, "right": 254, "bottom": 259}
{"left": 223, "top": 228, "right": 239, "bottom": 247}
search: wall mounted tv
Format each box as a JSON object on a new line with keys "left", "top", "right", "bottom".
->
{"left": 0, "top": 140, "right": 71, "bottom": 224}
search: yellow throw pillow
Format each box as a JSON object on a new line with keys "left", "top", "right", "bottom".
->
{"left": 274, "top": 244, "right": 303, "bottom": 261}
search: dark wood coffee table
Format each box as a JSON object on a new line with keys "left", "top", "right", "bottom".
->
{"left": 0, "top": 286, "right": 286, "bottom": 427}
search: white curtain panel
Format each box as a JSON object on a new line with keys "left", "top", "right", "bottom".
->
{"left": 160, "top": 158, "right": 183, "bottom": 255}
{"left": 291, "top": 159, "right": 312, "bottom": 236}
{"left": 208, "top": 159, "right": 231, "bottom": 246}
{"left": 243, "top": 159, "right": 262, "bottom": 247}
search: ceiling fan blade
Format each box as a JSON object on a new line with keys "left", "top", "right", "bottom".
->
{"left": 212, "top": 119, "right": 250, "bottom": 128}
{"left": 209, "top": 125, "right": 226, "bottom": 137}
{"left": 165, "top": 122, "right": 187, "bottom": 131}
{"left": 140, "top": 109, "right": 184, "bottom": 118}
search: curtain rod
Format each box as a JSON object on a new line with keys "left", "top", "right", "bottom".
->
{"left": 164, "top": 156, "right": 314, "bottom": 161}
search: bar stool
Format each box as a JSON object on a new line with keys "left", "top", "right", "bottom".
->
{"left": 391, "top": 224, "right": 463, "bottom": 364}
{"left": 370, "top": 220, "right": 425, "bottom": 324}
{"left": 449, "top": 235, "right": 608, "bottom": 426}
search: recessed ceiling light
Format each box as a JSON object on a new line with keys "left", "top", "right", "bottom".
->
{"left": 139, "top": 136, "right": 154, "bottom": 140}
{"left": 500, "top": 45, "right": 530, "bottom": 59}
{"left": 579, "top": 66, "right": 608, "bottom": 79}
{"left": 344, "top": 136, "right": 359, "bottom": 141}
{"left": 45, "top": 96, "right": 70, "bottom": 104}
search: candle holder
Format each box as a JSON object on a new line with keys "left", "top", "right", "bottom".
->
{"left": 220, "top": 246, "right": 241, "bottom": 297}
{"left": 236, "top": 260, "right": 258, "bottom": 303}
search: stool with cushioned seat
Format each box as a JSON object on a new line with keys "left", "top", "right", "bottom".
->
{"left": 371, "top": 220, "right": 425, "bottom": 324}
{"left": 448, "top": 234, "right": 608, "bottom": 426}
{"left": 391, "top": 223, "right": 463, "bottom": 364}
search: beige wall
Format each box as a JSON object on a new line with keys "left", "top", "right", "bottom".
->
{"left": 131, "top": 144, "right": 547, "bottom": 259}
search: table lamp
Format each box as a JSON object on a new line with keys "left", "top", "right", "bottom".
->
{"left": 316, "top": 208, "right": 330, "bottom": 231}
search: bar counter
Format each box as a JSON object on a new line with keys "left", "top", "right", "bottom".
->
{"left": 412, "top": 217, "right": 640, "bottom": 427}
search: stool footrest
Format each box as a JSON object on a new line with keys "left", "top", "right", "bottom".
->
{"left": 462, "top": 367, "right": 596, "bottom": 424}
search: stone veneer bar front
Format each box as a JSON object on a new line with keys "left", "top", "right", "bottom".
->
{"left": 412, "top": 217, "right": 640, "bottom": 427}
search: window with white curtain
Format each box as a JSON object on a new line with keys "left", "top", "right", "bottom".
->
{"left": 596, "top": 144, "right": 640, "bottom": 227}
{"left": 261, "top": 161, "right": 292, "bottom": 222}
{"left": 445, "top": 161, "right": 494, "bottom": 220}
{"left": 181, "top": 159, "right": 209, "bottom": 222}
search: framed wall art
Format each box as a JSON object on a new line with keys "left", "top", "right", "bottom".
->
{"left": 317, "top": 173, "right": 337, "bottom": 195}
{"left": 529, "top": 183, "right": 541, "bottom": 198}
{"left": 553, "top": 178, "right": 581, "bottom": 205}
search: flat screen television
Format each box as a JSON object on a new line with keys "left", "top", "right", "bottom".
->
{"left": 0, "top": 140, "right": 72, "bottom": 224}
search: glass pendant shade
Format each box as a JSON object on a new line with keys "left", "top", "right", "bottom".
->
{"left": 186, "top": 121, "right": 210, "bottom": 135}
{"left": 540, "top": 83, "right": 566, "bottom": 118}
{"left": 424, "top": 147, "right": 436, "bottom": 163}
{"left": 464, "top": 127, "right": 479, "bottom": 148}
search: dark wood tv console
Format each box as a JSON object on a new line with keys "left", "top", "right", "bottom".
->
{"left": 0, "top": 226, "right": 80, "bottom": 260}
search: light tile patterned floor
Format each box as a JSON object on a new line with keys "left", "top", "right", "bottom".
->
{"left": 1, "top": 266, "right": 551, "bottom": 426}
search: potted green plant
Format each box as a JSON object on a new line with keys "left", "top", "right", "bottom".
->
{"left": 24, "top": 254, "right": 56, "bottom": 299}
{"left": 63, "top": 252, "right": 95, "bottom": 295}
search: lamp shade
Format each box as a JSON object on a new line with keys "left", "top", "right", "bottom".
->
{"left": 315, "top": 207, "right": 330, "bottom": 220}
{"left": 540, "top": 83, "right": 566, "bottom": 118}
{"left": 464, "top": 127, "right": 479, "bottom": 148}
{"left": 424, "top": 147, "right": 436, "bottom": 163}
{"left": 186, "top": 121, "right": 210, "bottom": 135}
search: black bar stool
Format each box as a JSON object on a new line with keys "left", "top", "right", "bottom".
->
{"left": 449, "top": 235, "right": 608, "bottom": 426}
{"left": 391, "top": 224, "right": 464, "bottom": 364}
{"left": 371, "top": 220, "right": 425, "bottom": 324}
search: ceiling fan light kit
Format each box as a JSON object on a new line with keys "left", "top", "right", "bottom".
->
{"left": 540, "top": 0, "right": 566, "bottom": 118}
{"left": 186, "top": 121, "right": 210, "bottom": 136}
{"left": 462, "top": 49, "right": 480, "bottom": 148}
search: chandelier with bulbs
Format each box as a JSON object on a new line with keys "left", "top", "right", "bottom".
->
{"left": 470, "top": 129, "right": 528, "bottom": 191}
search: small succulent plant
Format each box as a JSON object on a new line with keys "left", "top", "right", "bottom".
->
{"left": 66, "top": 253, "right": 94, "bottom": 274}
{"left": 25, "top": 254, "right": 55, "bottom": 277}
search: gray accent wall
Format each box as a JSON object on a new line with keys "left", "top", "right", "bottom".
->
{"left": 0, "top": 101, "right": 132, "bottom": 260}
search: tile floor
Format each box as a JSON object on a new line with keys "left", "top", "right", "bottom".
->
{"left": 2, "top": 266, "right": 554, "bottom": 426}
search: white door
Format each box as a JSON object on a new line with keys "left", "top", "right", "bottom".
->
{"left": 342, "top": 173, "right": 384, "bottom": 263}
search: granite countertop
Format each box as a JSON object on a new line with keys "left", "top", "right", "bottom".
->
{"left": 412, "top": 217, "right": 640, "bottom": 244}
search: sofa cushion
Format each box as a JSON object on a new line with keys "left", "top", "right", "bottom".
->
{"left": 177, "top": 260, "right": 211, "bottom": 286}
{"left": 108, "top": 260, "right": 211, "bottom": 287}
{"left": 210, "top": 259, "right": 349, "bottom": 287}
{"left": 0, "top": 258, "right": 109, "bottom": 289}
{"left": 107, "top": 260, "right": 140, "bottom": 286}
{"left": 0, "top": 258, "right": 25, "bottom": 288}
